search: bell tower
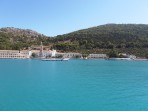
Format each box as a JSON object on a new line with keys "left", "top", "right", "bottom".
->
{"left": 39, "top": 42, "right": 43, "bottom": 57}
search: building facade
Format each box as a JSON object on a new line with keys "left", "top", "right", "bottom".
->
{"left": 88, "top": 54, "right": 107, "bottom": 59}
{"left": 56, "top": 52, "right": 82, "bottom": 58}
{"left": 0, "top": 50, "right": 32, "bottom": 59}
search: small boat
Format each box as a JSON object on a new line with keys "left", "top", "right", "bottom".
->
{"left": 42, "top": 58, "right": 70, "bottom": 61}
{"left": 134, "top": 59, "right": 148, "bottom": 61}
{"left": 109, "top": 58, "right": 131, "bottom": 60}
{"left": 62, "top": 58, "right": 70, "bottom": 61}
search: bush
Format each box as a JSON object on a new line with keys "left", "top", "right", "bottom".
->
{"left": 146, "top": 54, "right": 148, "bottom": 59}
{"left": 108, "top": 50, "right": 118, "bottom": 58}
{"left": 31, "top": 53, "right": 38, "bottom": 58}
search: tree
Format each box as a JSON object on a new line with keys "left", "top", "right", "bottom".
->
{"left": 108, "top": 50, "right": 118, "bottom": 58}
{"left": 31, "top": 53, "right": 38, "bottom": 58}
{"left": 146, "top": 54, "right": 148, "bottom": 59}
{"left": 82, "top": 53, "right": 89, "bottom": 58}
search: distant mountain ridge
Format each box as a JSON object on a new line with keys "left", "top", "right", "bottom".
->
{"left": 0, "top": 27, "right": 45, "bottom": 37}
{"left": 56, "top": 24, "right": 148, "bottom": 40}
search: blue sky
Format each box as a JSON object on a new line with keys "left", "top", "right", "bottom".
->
{"left": 0, "top": 0, "right": 148, "bottom": 36}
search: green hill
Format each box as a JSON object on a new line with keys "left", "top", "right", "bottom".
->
{"left": 0, "top": 24, "right": 148, "bottom": 57}
{"left": 0, "top": 27, "right": 51, "bottom": 50}
{"left": 53, "top": 24, "right": 148, "bottom": 57}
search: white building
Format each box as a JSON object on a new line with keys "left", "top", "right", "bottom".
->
{"left": 51, "top": 50, "right": 57, "bottom": 57}
{"left": 34, "top": 50, "right": 82, "bottom": 58}
{"left": 32, "top": 49, "right": 57, "bottom": 58}
{"left": 88, "top": 54, "right": 107, "bottom": 59}
{"left": 119, "top": 53, "right": 136, "bottom": 59}
{"left": 56, "top": 52, "right": 82, "bottom": 58}
{"left": 0, "top": 50, "right": 32, "bottom": 59}
{"left": 32, "top": 42, "right": 82, "bottom": 58}
{"left": 129, "top": 55, "right": 136, "bottom": 59}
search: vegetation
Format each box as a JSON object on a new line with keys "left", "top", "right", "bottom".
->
{"left": 52, "top": 24, "right": 148, "bottom": 57}
{"left": 31, "top": 53, "right": 38, "bottom": 58}
{"left": 0, "top": 27, "right": 51, "bottom": 50}
{"left": 146, "top": 53, "right": 148, "bottom": 59}
{"left": 108, "top": 50, "right": 118, "bottom": 58}
{"left": 0, "top": 24, "right": 148, "bottom": 58}
{"left": 82, "top": 54, "right": 89, "bottom": 58}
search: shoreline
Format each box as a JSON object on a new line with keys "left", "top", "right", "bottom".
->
{"left": 0, "top": 58, "right": 148, "bottom": 61}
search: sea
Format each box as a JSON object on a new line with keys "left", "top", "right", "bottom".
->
{"left": 0, "top": 59, "right": 148, "bottom": 111}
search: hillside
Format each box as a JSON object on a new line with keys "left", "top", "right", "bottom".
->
{"left": 53, "top": 24, "right": 148, "bottom": 57}
{"left": 0, "top": 27, "right": 51, "bottom": 50}
{"left": 0, "top": 24, "right": 148, "bottom": 57}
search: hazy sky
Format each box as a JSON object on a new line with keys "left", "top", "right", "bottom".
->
{"left": 0, "top": 0, "right": 148, "bottom": 36}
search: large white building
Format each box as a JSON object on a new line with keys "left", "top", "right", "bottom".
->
{"left": 56, "top": 52, "right": 82, "bottom": 58}
{"left": 88, "top": 54, "right": 107, "bottom": 59}
{"left": 31, "top": 50, "right": 55, "bottom": 58}
{"left": 0, "top": 50, "right": 32, "bottom": 59}
{"left": 32, "top": 50, "right": 82, "bottom": 58}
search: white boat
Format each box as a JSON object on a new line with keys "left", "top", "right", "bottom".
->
{"left": 42, "top": 58, "right": 70, "bottom": 61}
{"left": 109, "top": 58, "right": 131, "bottom": 60}
{"left": 62, "top": 58, "right": 70, "bottom": 61}
{"left": 134, "top": 59, "right": 148, "bottom": 61}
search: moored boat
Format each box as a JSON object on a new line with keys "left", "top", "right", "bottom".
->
{"left": 42, "top": 58, "right": 70, "bottom": 61}
{"left": 109, "top": 58, "right": 131, "bottom": 60}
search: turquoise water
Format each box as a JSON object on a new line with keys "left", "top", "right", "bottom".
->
{"left": 0, "top": 59, "right": 148, "bottom": 111}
